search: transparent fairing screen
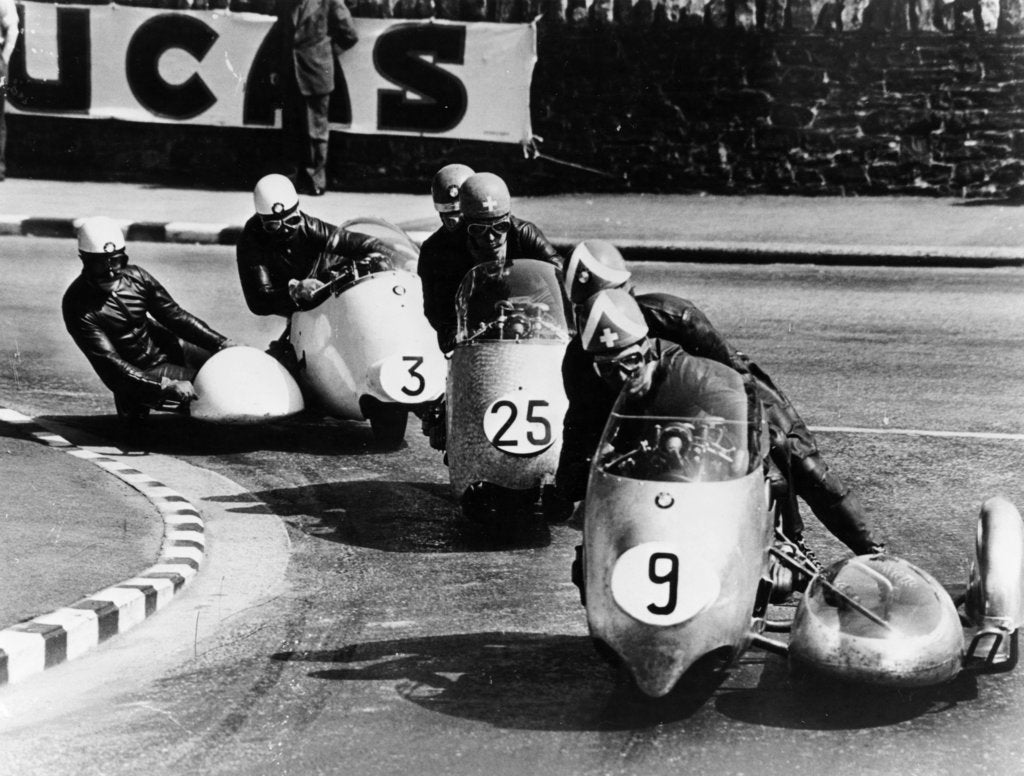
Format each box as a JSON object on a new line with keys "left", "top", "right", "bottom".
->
{"left": 598, "top": 412, "right": 762, "bottom": 483}
{"left": 309, "top": 217, "right": 421, "bottom": 293}
{"left": 455, "top": 260, "right": 572, "bottom": 344}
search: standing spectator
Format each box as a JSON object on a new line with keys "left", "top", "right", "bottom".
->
{"left": 275, "top": 0, "right": 358, "bottom": 196}
{"left": 0, "top": 0, "right": 18, "bottom": 182}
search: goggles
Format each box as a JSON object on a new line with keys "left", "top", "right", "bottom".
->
{"left": 82, "top": 252, "right": 128, "bottom": 275}
{"left": 592, "top": 345, "right": 648, "bottom": 380}
{"left": 467, "top": 218, "right": 511, "bottom": 238}
{"left": 260, "top": 211, "right": 303, "bottom": 234}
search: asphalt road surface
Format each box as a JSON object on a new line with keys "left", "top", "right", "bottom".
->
{"left": 1, "top": 237, "right": 1023, "bottom": 776}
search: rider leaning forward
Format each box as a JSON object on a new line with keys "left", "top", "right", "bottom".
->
{"left": 417, "top": 170, "right": 564, "bottom": 354}
{"left": 62, "top": 216, "right": 237, "bottom": 422}
{"left": 552, "top": 248, "right": 885, "bottom": 566}
{"left": 235, "top": 174, "right": 387, "bottom": 367}
{"left": 416, "top": 169, "right": 565, "bottom": 449}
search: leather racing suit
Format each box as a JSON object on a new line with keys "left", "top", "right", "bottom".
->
{"left": 556, "top": 292, "right": 880, "bottom": 555}
{"left": 417, "top": 216, "right": 564, "bottom": 353}
{"left": 236, "top": 211, "right": 385, "bottom": 317}
{"left": 62, "top": 264, "right": 228, "bottom": 407}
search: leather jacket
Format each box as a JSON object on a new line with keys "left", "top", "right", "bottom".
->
{"left": 62, "top": 265, "right": 227, "bottom": 404}
{"left": 236, "top": 211, "right": 384, "bottom": 317}
{"left": 417, "top": 216, "right": 563, "bottom": 350}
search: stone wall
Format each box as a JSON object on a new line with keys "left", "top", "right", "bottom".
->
{"left": 526, "top": 27, "right": 1024, "bottom": 196}
{"left": 8, "top": 22, "right": 1024, "bottom": 197}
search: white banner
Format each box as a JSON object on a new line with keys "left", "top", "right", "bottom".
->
{"left": 8, "top": 2, "right": 536, "bottom": 144}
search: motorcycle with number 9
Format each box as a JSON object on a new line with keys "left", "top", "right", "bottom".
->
{"left": 446, "top": 259, "right": 573, "bottom": 524}
{"left": 578, "top": 365, "right": 1024, "bottom": 698}
{"left": 289, "top": 217, "right": 447, "bottom": 448}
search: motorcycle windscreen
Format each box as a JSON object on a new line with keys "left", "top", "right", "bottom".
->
{"left": 595, "top": 355, "right": 766, "bottom": 484}
{"left": 790, "top": 555, "right": 964, "bottom": 687}
{"left": 454, "top": 259, "right": 573, "bottom": 345}
{"left": 310, "top": 217, "right": 421, "bottom": 292}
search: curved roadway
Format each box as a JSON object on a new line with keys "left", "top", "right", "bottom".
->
{"left": 1, "top": 237, "right": 1023, "bottom": 776}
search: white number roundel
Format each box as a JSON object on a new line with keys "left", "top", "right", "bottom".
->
{"left": 610, "top": 542, "right": 721, "bottom": 626}
{"left": 378, "top": 354, "right": 443, "bottom": 403}
{"left": 482, "top": 393, "right": 557, "bottom": 456}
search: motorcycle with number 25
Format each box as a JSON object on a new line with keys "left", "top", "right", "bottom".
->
{"left": 445, "top": 259, "right": 573, "bottom": 524}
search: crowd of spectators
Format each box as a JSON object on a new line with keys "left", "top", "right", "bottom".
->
{"left": 89, "top": 0, "right": 700, "bottom": 27}
{"left": 38, "top": 0, "right": 994, "bottom": 32}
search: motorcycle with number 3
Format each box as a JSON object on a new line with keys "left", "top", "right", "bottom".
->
{"left": 578, "top": 368, "right": 1024, "bottom": 698}
{"left": 446, "top": 259, "right": 572, "bottom": 523}
{"left": 289, "top": 217, "right": 447, "bottom": 448}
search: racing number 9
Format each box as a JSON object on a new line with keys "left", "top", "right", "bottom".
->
{"left": 401, "top": 356, "right": 426, "bottom": 397}
{"left": 647, "top": 552, "right": 679, "bottom": 615}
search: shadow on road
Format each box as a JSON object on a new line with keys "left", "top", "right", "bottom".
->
{"left": 272, "top": 632, "right": 724, "bottom": 732}
{"left": 275, "top": 631, "right": 982, "bottom": 732}
{"left": 230, "top": 479, "right": 553, "bottom": 552}
{"left": 38, "top": 412, "right": 399, "bottom": 456}
{"left": 716, "top": 653, "right": 979, "bottom": 729}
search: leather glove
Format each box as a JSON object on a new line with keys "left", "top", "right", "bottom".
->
{"left": 161, "top": 378, "right": 197, "bottom": 403}
{"left": 288, "top": 278, "right": 326, "bottom": 303}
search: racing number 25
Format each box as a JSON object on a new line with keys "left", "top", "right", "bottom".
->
{"left": 647, "top": 552, "right": 679, "bottom": 615}
{"left": 489, "top": 399, "right": 552, "bottom": 449}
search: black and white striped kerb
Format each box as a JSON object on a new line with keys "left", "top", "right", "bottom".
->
{"left": 0, "top": 407, "right": 206, "bottom": 686}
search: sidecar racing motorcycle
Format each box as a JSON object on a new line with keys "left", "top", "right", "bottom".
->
{"left": 289, "top": 218, "right": 447, "bottom": 448}
{"left": 446, "top": 259, "right": 572, "bottom": 524}
{"left": 576, "top": 367, "right": 1024, "bottom": 698}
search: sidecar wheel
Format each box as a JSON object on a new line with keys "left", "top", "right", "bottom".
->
{"left": 369, "top": 406, "right": 408, "bottom": 449}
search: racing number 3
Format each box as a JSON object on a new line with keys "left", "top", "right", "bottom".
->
{"left": 647, "top": 552, "right": 679, "bottom": 615}
{"left": 401, "top": 356, "right": 426, "bottom": 397}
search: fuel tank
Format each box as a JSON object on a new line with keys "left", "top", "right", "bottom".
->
{"left": 290, "top": 270, "right": 446, "bottom": 419}
{"left": 789, "top": 554, "right": 964, "bottom": 686}
{"left": 965, "top": 496, "right": 1024, "bottom": 665}
{"left": 585, "top": 468, "right": 772, "bottom": 698}
{"left": 446, "top": 340, "right": 568, "bottom": 499}
{"left": 190, "top": 345, "right": 304, "bottom": 423}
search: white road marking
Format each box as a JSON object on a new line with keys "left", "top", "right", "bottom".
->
{"left": 811, "top": 426, "right": 1024, "bottom": 442}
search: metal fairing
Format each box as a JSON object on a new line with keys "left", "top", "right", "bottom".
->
{"left": 965, "top": 496, "right": 1024, "bottom": 665}
{"left": 584, "top": 467, "right": 772, "bottom": 698}
{"left": 789, "top": 555, "right": 964, "bottom": 686}
{"left": 290, "top": 270, "right": 447, "bottom": 419}
{"left": 446, "top": 340, "right": 569, "bottom": 499}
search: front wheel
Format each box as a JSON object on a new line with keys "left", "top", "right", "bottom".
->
{"left": 368, "top": 405, "right": 408, "bottom": 449}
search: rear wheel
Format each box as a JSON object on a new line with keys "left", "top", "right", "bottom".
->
{"left": 368, "top": 406, "right": 408, "bottom": 449}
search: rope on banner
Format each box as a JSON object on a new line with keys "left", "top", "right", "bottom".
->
{"left": 522, "top": 136, "right": 625, "bottom": 180}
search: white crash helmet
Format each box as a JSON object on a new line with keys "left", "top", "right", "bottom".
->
{"left": 253, "top": 174, "right": 299, "bottom": 217}
{"left": 564, "top": 239, "right": 632, "bottom": 304}
{"left": 431, "top": 163, "right": 475, "bottom": 213}
{"left": 77, "top": 216, "right": 126, "bottom": 255}
{"left": 580, "top": 288, "right": 649, "bottom": 354}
